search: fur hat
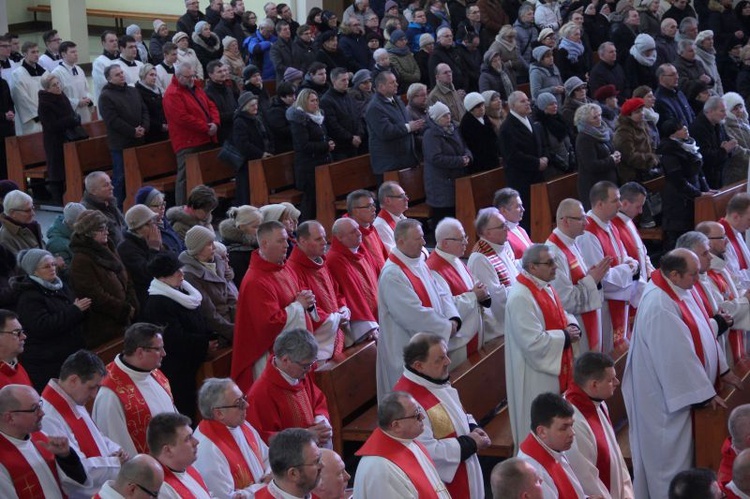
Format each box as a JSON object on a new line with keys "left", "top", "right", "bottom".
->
{"left": 73, "top": 210, "right": 108, "bottom": 236}
{"left": 723, "top": 91, "right": 746, "bottom": 112}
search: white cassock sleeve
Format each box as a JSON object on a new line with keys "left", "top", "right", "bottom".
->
{"left": 353, "top": 456, "right": 419, "bottom": 498}
{"left": 282, "top": 301, "right": 307, "bottom": 332}
{"left": 431, "top": 271, "right": 480, "bottom": 345}
{"left": 549, "top": 246, "right": 602, "bottom": 315}
{"left": 9, "top": 67, "right": 42, "bottom": 127}
{"left": 468, "top": 253, "right": 509, "bottom": 332}
{"left": 566, "top": 410, "right": 614, "bottom": 499}
{"left": 91, "top": 387, "right": 138, "bottom": 458}
{"left": 578, "top": 232, "right": 635, "bottom": 301}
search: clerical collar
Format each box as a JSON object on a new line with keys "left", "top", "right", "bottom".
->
{"left": 119, "top": 355, "right": 152, "bottom": 373}
{"left": 160, "top": 62, "right": 175, "bottom": 73}
{"left": 405, "top": 364, "right": 450, "bottom": 385}
{"left": 587, "top": 211, "right": 611, "bottom": 229}
{"left": 44, "top": 50, "right": 59, "bottom": 60}
{"left": 522, "top": 270, "right": 550, "bottom": 289}
{"left": 22, "top": 60, "right": 45, "bottom": 76}
{"left": 268, "top": 479, "right": 310, "bottom": 499}
{"left": 102, "top": 50, "right": 118, "bottom": 60}
{"left": 119, "top": 57, "right": 137, "bottom": 67}
{"left": 531, "top": 432, "right": 565, "bottom": 459}
{"left": 166, "top": 464, "right": 188, "bottom": 474}
{"left": 1, "top": 359, "right": 17, "bottom": 369}
{"left": 0, "top": 59, "right": 9, "bottom": 69}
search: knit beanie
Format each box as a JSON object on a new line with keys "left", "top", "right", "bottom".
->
{"left": 428, "top": 101, "right": 451, "bottom": 121}
{"left": 352, "top": 69, "right": 372, "bottom": 87}
{"left": 419, "top": 33, "right": 435, "bottom": 48}
{"left": 185, "top": 225, "right": 216, "bottom": 256}
{"left": 283, "top": 67, "right": 304, "bottom": 82}
{"left": 172, "top": 32, "right": 189, "bottom": 44}
{"left": 17, "top": 248, "right": 52, "bottom": 276}
{"left": 633, "top": 33, "right": 656, "bottom": 53}
{"left": 153, "top": 19, "right": 167, "bottom": 32}
{"left": 222, "top": 36, "right": 238, "bottom": 50}
{"left": 135, "top": 186, "right": 163, "bottom": 207}
{"left": 536, "top": 92, "right": 558, "bottom": 110}
{"left": 63, "top": 202, "right": 86, "bottom": 226}
{"left": 463, "top": 92, "right": 485, "bottom": 112}
{"left": 533, "top": 45, "right": 552, "bottom": 62}
{"left": 194, "top": 21, "right": 209, "bottom": 34}
{"left": 126, "top": 24, "right": 141, "bottom": 36}
{"left": 147, "top": 252, "right": 181, "bottom": 278}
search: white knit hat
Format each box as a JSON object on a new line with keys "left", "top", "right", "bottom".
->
{"left": 428, "top": 101, "right": 451, "bottom": 121}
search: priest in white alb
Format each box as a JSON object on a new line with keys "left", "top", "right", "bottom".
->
{"left": 494, "top": 188, "right": 533, "bottom": 260}
{"left": 374, "top": 181, "right": 410, "bottom": 253}
{"left": 719, "top": 194, "right": 750, "bottom": 292}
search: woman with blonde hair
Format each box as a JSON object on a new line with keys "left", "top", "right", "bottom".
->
{"left": 219, "top": 205, "right": 263, "bottom": 287}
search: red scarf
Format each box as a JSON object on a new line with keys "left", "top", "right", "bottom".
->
{"left": 720, "top": 218, "right": 748, "bottom": 270}
{"left": 472, "top": 239, "right": 511, "bottom": 286}
{"left": 508, "top": 226, "right": 533, "bottom": 259}
{"left": 564, "top": 383, "right": 612, "bottom": 490}
{"left": 548, "top": 232, "right": 601, "bottom": 351}
{"left": 162, "top": 466, "right": 210, "bottom": 498}
{"left": 101, "top": 360, "right": 173, "bottom": 453}
{"left": 389, "top": 253, "right": 432, "bottom": 307}
{"left": 0, "top": 432, "right": 66, "bottom": 499}
{"left": 356, "top": 428, "right": 441, "bottom": 498}
{"left": 41, "top": 383, "right": 102, "bottom": 457}
{"left": 377, "top": 209, "right": 397, "bottom": 230}
{"left": 519, "top": 433, "right": 579, "bottom": 498}
{"left": 517, "top": 273, "right": 574, "bottom": 392}
{"left": 0, "top": 361, "right": 32, "bottom": 388}
{"left": 708, "top": 270, "right": 747, "bottom": 364}
{"left": 196, "top": 420, "right": 264, "bottom": 489}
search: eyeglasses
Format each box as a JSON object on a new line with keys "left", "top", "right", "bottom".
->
{"left": 354, "top": 203, "right": 376, "bottom": 210}
{"left": 394, "top": 407, "right": 424, "bottom": 422}
{"left": 150, "top": 202, "right": 167, "bottom": 208}
{"left": 13, "top": 207, "right": 35, "bottom": 213}
{"left": 295, "top": 455, "right": 323, "bottom": 468}
{"left": 708, "top": 236, "right": 728, "bottom": 240}
{"left": 139, "top": 345, "right": 165, "bottom": 353}
{"left": 445, "top": 236, "right": 468, "bottom": 243}
{"left": 534, "top": 260, "right": 556, "bottom": 266}
{"left": 0, "top": 328, "right": 25, "bottom": 337}
{"left": 9, "top": 400, "right": 43, "bottom": 414}
{"left": 213, "top": 395, "right": 248, "bottom": 410}
{"left": 486, "top": 224, "right": 508, "bottom": 231}
{"left": 294, "top": 360, "right": 317, "bottom": 370}
{"left": 565, "top": 216, "right": 585, "bottom": 221}
{"left": 134, "top": 483, "right": 160, "bottom": 498}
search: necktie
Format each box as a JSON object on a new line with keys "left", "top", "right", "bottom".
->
{"left": 72, "top": 67, "right": 78, "bottom": 76}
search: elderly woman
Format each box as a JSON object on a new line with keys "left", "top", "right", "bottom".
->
{"left": 530, "top": 46, "right": 565, "bottom": 107}
{"left": 478, "top": 49, "right": 515, "bottom": 100}
{"left": 488, "top": 25, "right": 524, "bottom": 88}
{"left": 722, "top": 92, "right": 750, "bottom": 185}
{"left": 179, "top": 225, "right": 238, "bottom": 347}
{"left": 460, "top": 92, "right": 500, "bottom": 173}
{"left": 70, "top": 210, "right": 137, "bottom": 348}
{"left": 632, "top": 85, "right": 660, "bottom": 149}
{"left": 192, "top": 21, "right": 223, "bottom": 76}
{"left": 613, "top": 97, "right": 661, "bottom": 183}
{"left": 11, "top": 248, "right": 90, "bottom": 392}
{"left": 144, "top": 251, "right": 217, "bottom": 418}
{"left": 117, "top": 204, "right": 161, "bottom": 311}
{"left": 260, "top": 202, "right": 300, "bottom": 257}
{"left": 126, "top": 24, "right": 150, "bottom": 63}
{"left": 173, "top": 31, "right": 203, "bottom": 79}
{"left": 694, "top": 30, "right": 723, "bottom": 96}
{"left": 657, "top": 119, "right": 711, "bottom": 249}
{"left": 593, "top": 84, "right": 620, "bottom": 133}
{"left": 0, "top": 190, "right": 44, "bottom": 254}
{"left": 405, "top": 82, "right": 428, "bottom": 158}
{"left": 219, "top": 205, "right": 263, "bottom": 287}
{"left": 555, "top": 22, "right": 589, "bottom": 82}
{"left": 575, "top": 103, "right": 621, "bottom": 209}
{"left": 423, "top": 101, "right": 472, "bottom": 222}
{"left": 220, "top": 36, "right": 244, "bottom": 87}
{"left": 38, "top": 72, "right": 82, "bottom": 203}
{"left": 674, "top": 39, "right": 714, "bottom": 95}
{"left": 232, "top": 93, "right": 274, "bottom": 205}
{"left": 286, "top": 88, "right": 334, "bottom": 221}
{"left": 625, "top": 33, "right": 658, "bottom": 90}
{"left": 387, "top": 30, "right": 420, "bottom": 90}
{"left": 561, "top": 76, "right": 591, "bottom": 138}
{"left": 482, "top": 90, "right": 505, "bottom": 135}
{"left": 638, "top": 0, "right": 661, "bottom": 37}
{"left": 46, "top": 202, "right": 86, "bottom": 268}
{"left": 135, "top": 186, "right": 184, "bottom": 254}
{"left": 135, "top": 64, "right": 168, "bottom": 144}
{"left": 150, "top": 19, "right": 170, "bottom": 65}
{"left": 534, "top": 92, "right": 575, "bottom": 179}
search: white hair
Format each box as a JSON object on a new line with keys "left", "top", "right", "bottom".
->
{"left": 435, "top": 217, "right": 464, "bottom": 243}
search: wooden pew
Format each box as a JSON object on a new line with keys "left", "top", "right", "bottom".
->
{"left": 383, "top": 166, "right": 433, "bottom": 220}
{"left": 248, "top": 152, "right": 302, "bottom": 206}
{"left": 529, "top": 173, "right": 578, "bottom": 243}
{"left": 196, "top": 347, "right": 233, "bottom": 383}
{"left": 7, "top": 120, "right": 106, "bottom": 196}
{"left": 185, "top": 147, "right": 235, "bottom": 202}
{"left": 315, "top": 155, "right": 376, "bottom": 232}
{"left": 454, "top": 167, "right": 506, "bottom": 254}
{"left": 695, "top": 180, "right": 748, "bottom": 225}
{"left": 63, "top": 136, "right": 113, "bottom": 204}
{"left": 314, "top": 341, "right": 377, "bottom": 455}
{"left": 123, "top": 140, "right": 177, "bottom": 210}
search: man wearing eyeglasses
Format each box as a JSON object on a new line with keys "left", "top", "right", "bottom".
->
{"left": 374, "top": 182, "right": 410, "bottom": 253}
{"left": 0, "top": 383, "right": 88, "bottom": 498}
{"left": 38, "top": 29, "right": 62, "bottom": 73}
{"left": 95, "top": 453, "right": 164, "bottom": 498}
{"left": 0, "top": 309, "right": 31, "bottom": 388}
{"left": 194, "top": 377, "right": 272, "bottom": 497}
{"left": 347, "top": 189, "right": 389, "bottom": 273}
{"left": 354, "top": 391, "right": 451, "bottom": 498}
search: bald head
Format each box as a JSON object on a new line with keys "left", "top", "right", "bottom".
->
{"left": 734, "top": 449, "right": 750, "bottom": 494}
{"left": 491, "top": 457, "right": 543, "bottom": 499}
{"left": 555, "top": 198, "right": 587, "bottom": 238}
{"left": 0, "top": 384, "right": 42, "bottom": 438}
{"left": 113, "top": 454, "right": 165, "bottom": 496}
{"left": 331, "top": 217, "right": 362, "bottom": 250}
{"left": 312, "top": 449, "right": 350, "bottom": 499}
{"left": 730, "top": 405, "right": 750, "bottom": 452}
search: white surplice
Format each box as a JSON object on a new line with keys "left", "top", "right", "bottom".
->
{"left": 517, "top": 433, "right": 586, "bottom": 499}
{"left": 727, "top": 481, "right": 750, "bottom": 499}
{"left": 96, "top": 481, "right": 126, "bottom": 498}
{"left": 614, "top": 212, "right": 656, "bottom": 279}
{"left": 92, "top": 54, "right": 117, "bottom": 105}
{"left": 38, "top": 53, "right": 61, "bottom": 73}
{"left": 113, "top": 58, "right": 143, "bottom": 87}
{"left": 41, "top": 380, "right": 121, "bottom": 498}
{"left": 155, "top": 63, "right": 175, "bottom": 94}
{"left": 159, "top": 469, "right": 212, "bottom": 499}
{"left": 373, "top": 210, "right": 405, "bottom": 253}
{"left": 725, "top": 223, "right": 750, "bottom": 291}
{"left": 51, "top": 62, "right": 94, "bottom": 123}
{"left": 353, "top": 432, "right": 451, "bottom": 499}
{"left": 401, "top": 369, "right": 485, "bottom": 499}
{"left": 622, "top": 277, "right": 727, "bottom": 499}
{"left": 193, "top": 421, "right": 270, "bottom": 499}
{"left": 92, "top": 355, "right": 177, "bottom": 457}
{"left": 9, "top": 64, "right": 44, "bottom": 135}
{"left": 377, "top": 248, "right": 459, "bottom": 401}
{"left": 505, "top": 271, "right": 577, "bottom": 449}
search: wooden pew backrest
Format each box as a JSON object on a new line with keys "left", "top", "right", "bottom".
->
{"left": 695, "top": 181, "right": 748, "bottom": 225}
{"left": 530, "top": 173, "right": 578, "bottom": 243}
{"left": 123, "top": 140, "right": 177, "bottom": 210}
{"left": 315, "top": 155, "right": 376, "bottom": 232}
{"left": 63, "top": 136, "right": 112, "bottom": 204}
{"left": 383, "top": 166, "right": 432, "bottom": 220}
{"left": 248, "top": 152, "right": 302, "bottom": 206}
{"left": 455, "top": 167, "right": 506, "bottom": 255}
{"left": 185, "top": 147, "right": 235, "bottom": 201}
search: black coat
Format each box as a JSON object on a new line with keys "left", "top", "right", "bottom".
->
{"left": 287, "top": 106, "right": 331, "bottom": 219}
{"left": 292, "top": 38, "right": 317, "bottom": 73}
{"left": 657, "top": 137, "right": 709, "bottom": 232}
{"left": 428, "top": 44, "right": 468, "bottom": 90}
{"left": 205, "top": 80, "right": 238, "bottom": 144}
{"left": 98, "top": 83, "right": 149, "bottom": 151}
{"left": 624, "top": 55, "right": 658, "bottom": 91}
{"left": 143, "top": 293, "right": 210, "bottom": 419}
{"left": 588, "top": 61, "right": 629, "bottom": 101}
{"left": 576, "top": 131, "right": 617, "bottom": 209}
{"left": 459, "top": 111, "right": 500, "bottom": 172}
{"left": 135, "top": 82, "right": 168, "bottom": 144}
{"left": 316, "top": 47, "right": 357, "bottom": 74}
{"left": 320, "top": 88, "right": 364, "bottom": 159}
{"left": 116, "top": 231, "right": 159, "bottom": 315}
{"left": 689, "top": 112, "right": 730, "bottom": 189}
{"left": 38, "top": 90, "right": 79, "bottom": 182}
{"left": 12, "top": 276, "right": 85, "bottom": 392}
{"left": 498, "top": 114, "right": 543, "bottom": 229}
{"left": 265, "top": 96, "right": 293, "bottom": 153}
{"left": 232, "top": 112, "right": 272, "bottom": 160}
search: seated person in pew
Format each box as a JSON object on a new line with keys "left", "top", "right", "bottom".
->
{"left": 245, "top": 329, "right": 332, "bottom": 447}
{"left": 393, "top": 333, "right": 490, "bottom": 498}
{"left": 668, "top": 468, "right": 724, "bottom": 499}
{"left": 353, "top": 391, "right": 452, "bottom": 498}
{"left": 428, "top": 218, "right": 492, "bottom": 365}
{"left": 82, "top": 172, "right": 127, "bottom": 249}
{"left": 718, "top": 193, "right": 750, "bottom": 292}
{"left": 564, "top": 352, "right": 634, "bottom": 499}
{"left": 490, "top": 458, "right": 546, "bottom": 499}
{"left": 312, "top": 448, "right": 351, "bottom": 499}
{"left": 166, "top": 184, "right": 218, "bottom": 242}
{"left": 719, "top": 405, "right": 750, "bottom": 493}
{"left": 95, "top": 454, "right": 164, "bottom": 498}
{"left": 468, "top": 207, "right": 519, "bottom": 340}
{"left": 135, "top": 187, "right": 185, "bottom": 255}
{"left": 517, "top": 393, "right": 590, "bottom": 498}
{"left": 218, "top": 205, "right": 262, "bottom": 289}
{"left": 727, "top": 449, "right": 750, "bottom": 499}
{"left": 374, "top": 181, "right": 410, "bottom": 253}
{"left": 325, "top": 218, "right": 380, "bottom": 346}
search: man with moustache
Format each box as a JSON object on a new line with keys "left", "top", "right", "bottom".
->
{"left": 254, "top": 428, "right": 323, "bottom": 498}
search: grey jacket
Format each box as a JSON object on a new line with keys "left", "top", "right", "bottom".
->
{"left": 422, "top": 117, "right": 472, "bottom": 208}
{"left": 365, "top": 92, "right": 419, "bottom": 174}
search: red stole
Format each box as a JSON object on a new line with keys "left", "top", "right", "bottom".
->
{"left": 548, "top": 232, "right": 601, "bottom": 351}
{"left": 708, "top": 270, "right": 747, "bottom": 363}
{"left": 394, "top": 375, "right": 470, "bottom": 498}
{"left": 389, "top": 253, "right": 432, "bottom": 307}
{"left": 472, "top": 239, "right": 511, "bottom": 286}
{"left": 719, "top": 437, "right": 736, "bottom": 490}
{"left": 0, "top": 432, "right": 66, "bottom": 499}
{"left": 196, "top": 420, "right": 264, "bottom": 489}
{"left": 356, "top": 428, "right": 441, "bottom": 499}
{"left": 721, "top": 218, "right": 748, "bottom": 270}
{"left": 41, "top": 383, "right": 102, "bottom": 457}
{"left": 360, "top": 224, "right": 388, "bottom": 272}
{"left": 377, "top": 209, "right": 397, "bottom": 230}
{"left": 508, "top": 226, "right": 533, "bottom": 259}
{"left": 162, "top": 465, "right": 210, "bottom": 498}
{"left": 426, "top": 252, "right": 479, "bottom": 355}
{"left": 254, "top": 487, "right": 273, "bottom": 498}
{"left": 585, "top": 217, "right": 629, "bottom": 347}
{"left": 326, "top": 237, "right": 379, "bottom": 321}
{"left": 610, "top": 216, "right": 639, "bottom": 262}
{"left": 519, "top": 433, "right": 579, "bottom": 499}
{"left": 516, "top": 273, "right": 574, "bottom": 392}
{"left": 564, "top": 383, "right": 612, "bottom": 491}
{"left": 0, "top": 361, "right": 32, "bottom": 388}
{"left": 101, "top": 360, "right": 173, "bottom": 453}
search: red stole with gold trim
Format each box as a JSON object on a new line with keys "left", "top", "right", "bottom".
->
{"left": 389, "top": 253, "right": 432, "bottom": 307}
{"left": 564, "top": 383, "right": 612, "bottom": 491}
{"left": 708, "top": 270, "right": 747, "bottom": 363}
{"left": 519, "top": 433, "right": 579, "bottom": 499}
{"left": 0, "top": 361, "right": 32, "bottom": 388}
{"left": 548, "top": 232, "right": 602, "bottom": 351}
{"left": 721, "top": 218, "right": 748, "bottom": 270}
{"left": 508, "top": 226, "right": 533, "bottom": 259}
{"left": 101, "top": 361, "right": 173, "bottom": 453}
{"left": 0, "top": 432, "right": 66, "bottom": 499}
{"left": 162, "top": 466, "right": 210, "bottom": 498}
{"left": 356, "top": 428, "right": 441, "bottom": 498}
{"left": 377, "top": 209, "right": 397, "bottom": 230}
{"left": 393, "top": 375, "right": 471, "bottom": 498}
{"left": 585, "top": 217, "right": 629, "bottom": 347}
{"left": 196, "top": 420, "right": 264, "bottom": 489}
{"left": 472, "top": 239, "right": 511, "bottom": 286}
{"left": 516, "top": 273, "right": 574, "bottom": 392}
{"left": 41, "top": 383, "right": 101, "bottom": 457}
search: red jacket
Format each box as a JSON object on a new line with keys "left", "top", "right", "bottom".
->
{"left": 162, "top": 76, "right": 220, "bottom": 153}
